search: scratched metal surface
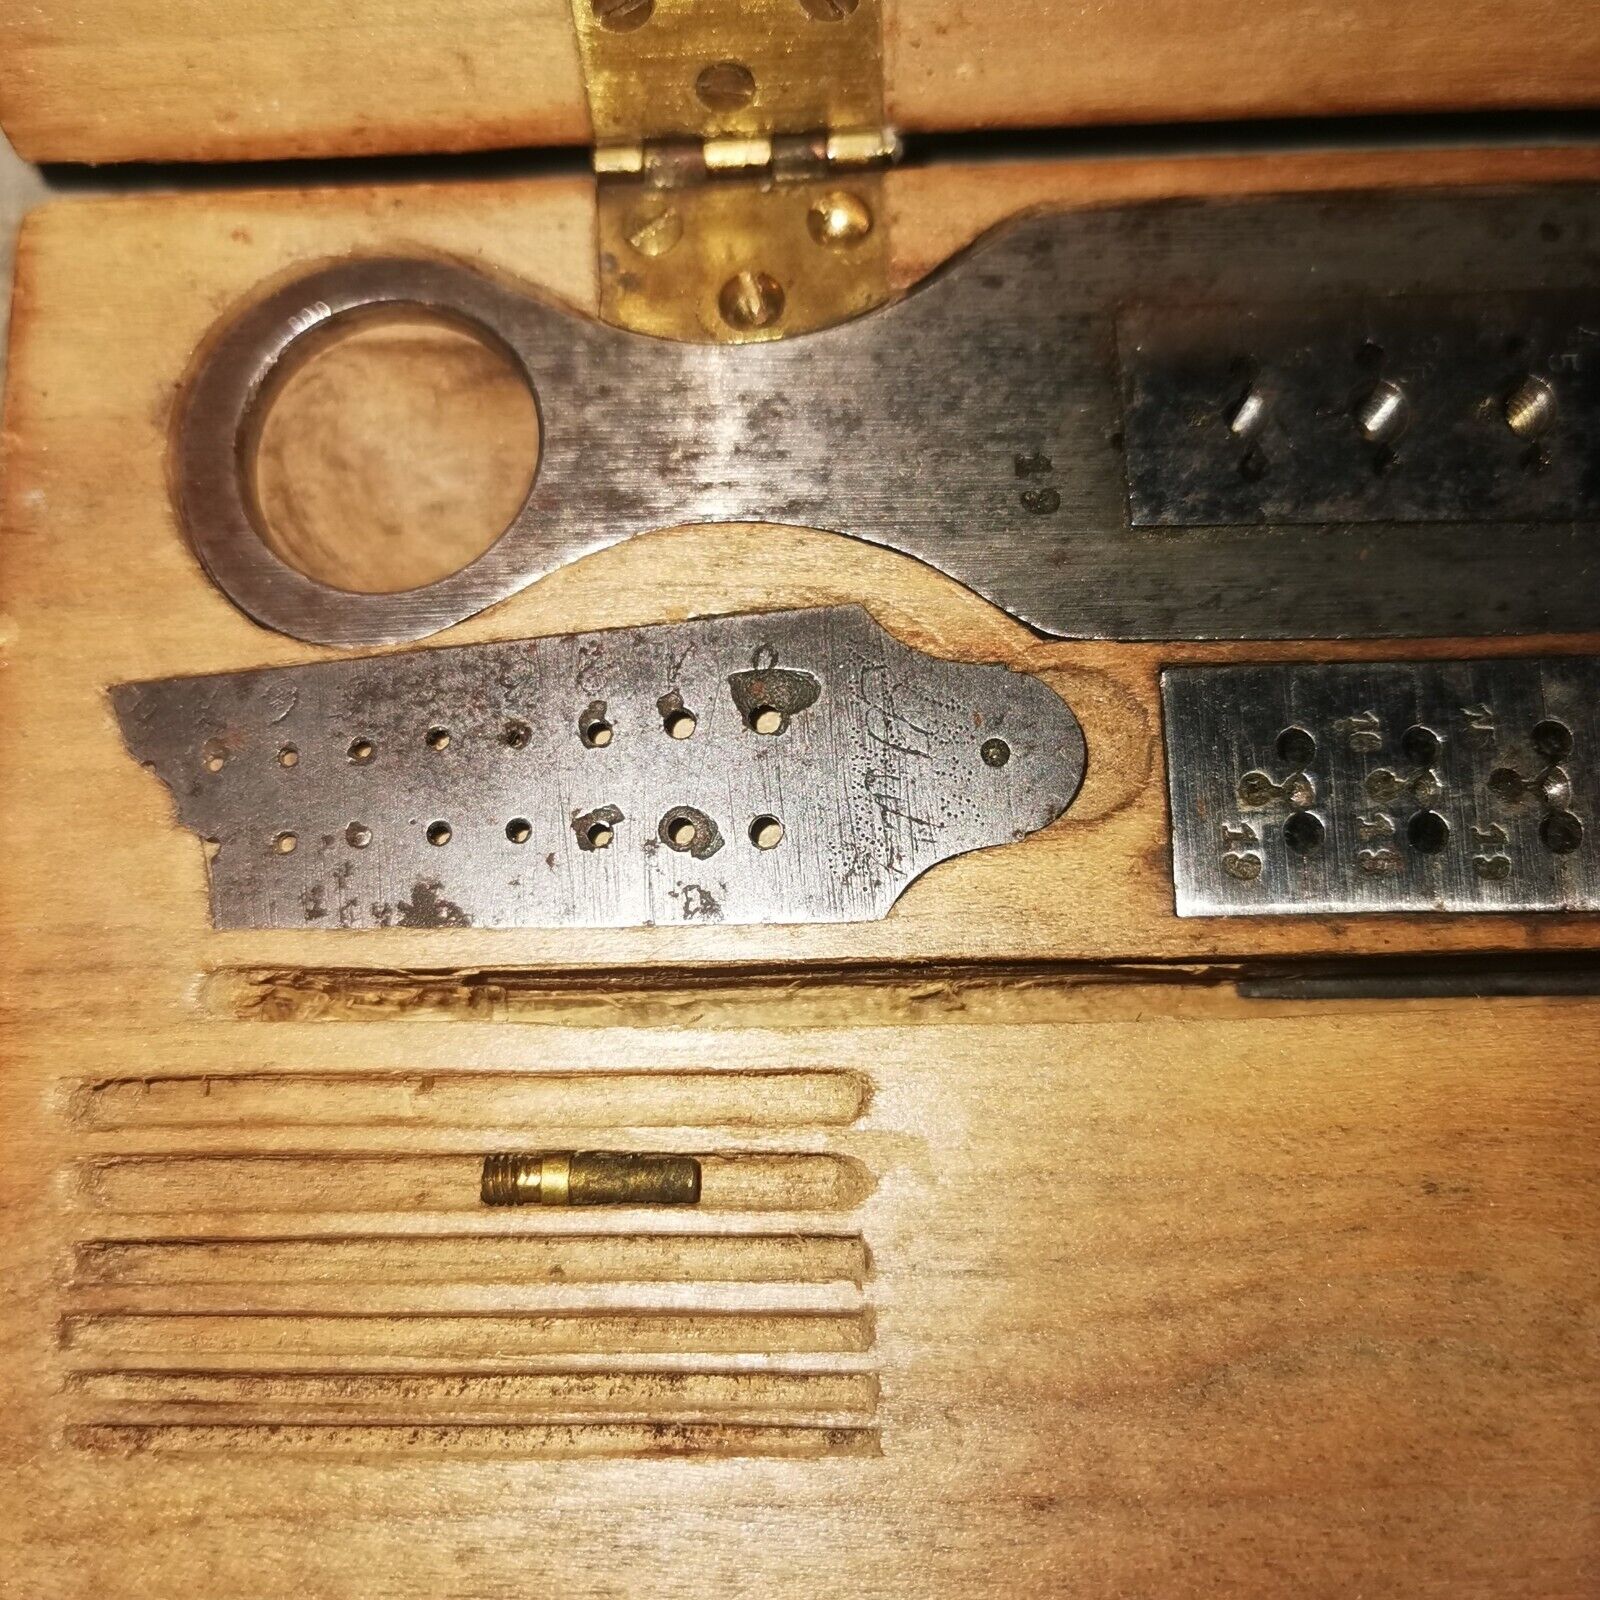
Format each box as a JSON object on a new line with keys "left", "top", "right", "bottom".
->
{"left": 110, "top": 606, "right": 1086, "bottom": 929}
{"left": 177, "top": 187, "right": 1600, "bottom": 647}
{"left": 1162, "top": 657, "right": 1600, "bottom": 917}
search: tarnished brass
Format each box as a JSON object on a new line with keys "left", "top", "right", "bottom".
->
{"left": 571, "top": 0, "right": 891, "bottom": 340}
{"left": 597, "top": 167, "right": 888, "bottom": 341}
{"left": 569, "top": 0, "right": 884, "bottom": 149}
{"left": 481, "top": 1151, "right": 703, "bottom": 1206}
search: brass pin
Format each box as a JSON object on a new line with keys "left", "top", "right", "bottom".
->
{"left": 481, "top": 1151, "right": 702, "bottom": 1207}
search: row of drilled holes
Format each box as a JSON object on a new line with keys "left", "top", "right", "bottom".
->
{"left": 271, "top": 814, "right": 786, "bottom": 855}
{"left": 203, "top": 705, "right": 794, "bottom": 774}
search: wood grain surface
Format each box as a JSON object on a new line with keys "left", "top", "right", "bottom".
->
{"left": 2, "top": 0, "right": 1599, "bottom": 163}
{"left": 1, "top": 151, "right": 1597, "bottom": 1596}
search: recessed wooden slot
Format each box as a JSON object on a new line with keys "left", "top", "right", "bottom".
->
{"left": 79, "top": 1069, "right": 870, "bottom": 1131}
{"left": 62, "top": 1307, "right": 874, "bottom": 1362}
{"left": 68, "top": 1420, "right": 881, "bottom": 1460}
{"left": 69, "top": 1366, "right": 881, "bottom": 1423}
{"left": 75, "top": 1231, "right": 870, "bottom": 1288}
{"left": 81, "top": 1152, "right": 873, "bottom": 1216}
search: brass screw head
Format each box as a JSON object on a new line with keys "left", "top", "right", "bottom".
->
{"left": 695, "top": 60, "right": 757, "bottom": 112}
{"left": 624, "top": 201, "right": 683, "bottom": 258}
{"left": 807, "top": 190, "right": 873, "bottom": 248}
{"left": 718, "top": 270, "right": 785, "bottom": 332}
{"left": 591, "top": 0, "right": 654, "bottom": 32}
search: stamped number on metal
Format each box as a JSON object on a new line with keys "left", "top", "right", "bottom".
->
{"left": 1162, "top": 657, "right": 1597, "bottom": 917}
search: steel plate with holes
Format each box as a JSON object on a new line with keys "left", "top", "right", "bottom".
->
{"left": 177, "top": 188, "right": 1600, "bottom": 648}
{"left": 1162, "top": 657, "right": 1600, "bottom": 917}
{"left": 110, "top": 607, "right": 1086, "bottom": 929}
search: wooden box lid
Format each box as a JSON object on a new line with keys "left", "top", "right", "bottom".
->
{"left": 2, "top": 0, "right": 1599, "bottom": 166}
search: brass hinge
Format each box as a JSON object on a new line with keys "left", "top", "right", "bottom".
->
{"left": 569, "top": 0, "right": 895, "bottom": 341}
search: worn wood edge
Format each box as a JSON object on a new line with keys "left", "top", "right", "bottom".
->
{"left": 4, "top": 0, "right": 1600, "bottom": 164}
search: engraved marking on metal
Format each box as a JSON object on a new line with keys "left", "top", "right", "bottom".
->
{"left": 1121, "top": 293, "right": 1600, "bottom": 525}
{"left": 176, "top": 190, "right": 1600, "bottom": 647}
{"left": 110, "top": 606, "right": 1085, "bottom": 930}
{"left": 1161, "top": 657, "right": 1599, "bottom": 917}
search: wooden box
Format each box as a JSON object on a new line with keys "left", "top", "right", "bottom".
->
{"left": 1, "top": 8, "right": 1597, "bottom": 1595}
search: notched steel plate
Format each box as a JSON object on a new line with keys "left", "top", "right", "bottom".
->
{"left": 179, "top": 188, "right": 1600, "bottom": 646}
{"left": 1122, "top": 293, "right": 1600, "bottom": 526}
{"left": 111, "top": 607, "right": 1085, "bottom": 930}
{"left": 1162, "top": 657, "right": 1599, "bottom": 917}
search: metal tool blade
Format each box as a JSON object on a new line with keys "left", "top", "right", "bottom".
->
{"left": 111, "top": 607, "right": 1086, "bottom": 929}
{"left": 177, "top": 188, "right": 1600, "bottom": 647}
{"left": 1162, "top": 656, "right": 1599, "bottom": 916}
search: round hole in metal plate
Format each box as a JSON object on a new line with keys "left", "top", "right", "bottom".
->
{"left": 249, "top": 309, "right": 540, "bottom": 594}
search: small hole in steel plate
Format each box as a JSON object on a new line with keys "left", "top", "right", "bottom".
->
{"left": 1541, "top": 811, "right": 1584, "bottom": 855}
{"left": 1532, "top": 719, "right": 1573, "bottom": 763}
{"left": 1407, "top": 810, "right": 1450, "bottom": 854}
{"left": 1283, "top": 811, "right": 1325, "bottom": 855}
{"left": 750, "top": 815, "right": 785, "bottom": 849}
{"left": 1275, "top": 726, "right": 1316, "bottom": 768}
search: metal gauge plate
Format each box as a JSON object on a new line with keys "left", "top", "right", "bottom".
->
{"left": 177, "top": 187, "right": 1600, "bottom": 648}
{"left": 111, "top": 607, "right": 1086, "bottom": 930}
{"left": 1162, "top": 657, "right": 1600, "bottom": 917}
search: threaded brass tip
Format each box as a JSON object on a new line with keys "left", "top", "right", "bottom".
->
{"left": 481, "top": 1151, "right": 701, "bottom": 1207}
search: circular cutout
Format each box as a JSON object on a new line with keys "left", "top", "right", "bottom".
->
{"left": 1407, "top": 810, "right": 1450, "bottom": 854}
{"left": 1400, "top": 724, "right": 1440, "bottom": 767}
{"left": 750, "top": 705, "right": 784, "bottom": 736}
{"left": 345, "top": 822, "right": 372, "bottom": 849}
{"left": 1488, "top": 766, "right": 1525, "bottom": 803}
{"left": 668, "top": 817, "right": 699, "bottom": 849}
{"left": 981, "top": 738, "right": 1011, "bottom": 768}
{"left": 425, "top": 727, "right": 451, "bottom": 751}
{"left": 664, "top": 709, "right": 698, "bottom": 740}
{"left": 273, "top": 831, "right": 297, "bottom": 854}
{"left": 250, "top": 310, "right": 539, "bottom": 594}
{"left": 506, "top": 818, "right": 532, "bottom": 844}
{"left": 1541, "top": 810, "right": 1584, "bottom": 855}
{"left": 1531, "top": 718, "right": 1573, "bottom": 763}
{"left": 201, "top": 739, "right": 229, "bottom": 773}
{"left": 695, "top": 60, "right": 756, "bottom": 111}
{"left": 348, "top": 737, "right": 375, "bottom": 764}
{"left": 580, "top": 715, "right": 614, "bottom": 748}
{"left": 1282, "top": 810, "right": 1325, "bottom": 856}
{"left": 277, "top": 745, "right": 299, "bottom": 768}
{"left": 750, "top": 815, "right": 784, "bottom": 850}
{"left": 1276, "top": 726, "right": 1317, "bottom": 768}
{"left": 586, "top": 819, "right": 615, "bottom": 850}
{"left": 426, "top": 821, "right": 452, "bottom": 847}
